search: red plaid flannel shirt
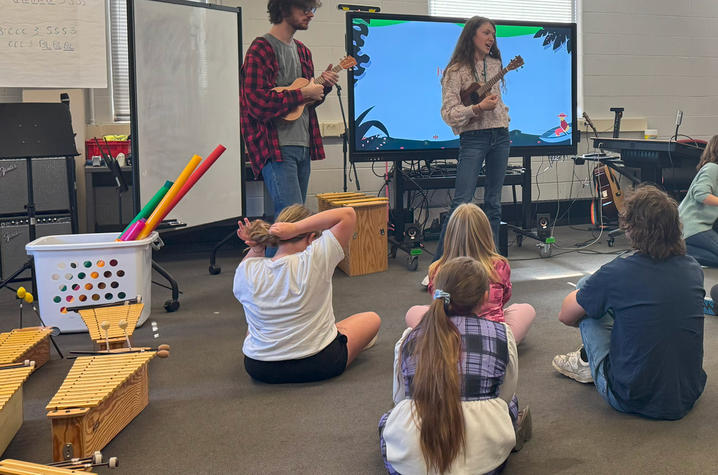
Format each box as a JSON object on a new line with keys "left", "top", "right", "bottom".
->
{"left": 240, "top": 36, "right": 330, "bottom": 179}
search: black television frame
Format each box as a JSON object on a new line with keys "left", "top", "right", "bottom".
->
{"left": 345, "top": 12, "right": 578, "bottom": 162}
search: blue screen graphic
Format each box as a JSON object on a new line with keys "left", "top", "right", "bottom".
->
{"left": 349, "top": 16, "right": 576, "bottom": 158}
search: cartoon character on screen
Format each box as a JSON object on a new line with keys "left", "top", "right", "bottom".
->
{"left": 554, "top": 113, "right": 570, "bottom": 136}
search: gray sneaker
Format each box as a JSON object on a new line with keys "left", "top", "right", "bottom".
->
{"left": 552, "top": 347, "right": 593, "bottom": 383}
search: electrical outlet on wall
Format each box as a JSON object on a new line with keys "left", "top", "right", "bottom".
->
{"left": 320, "top": 121, "right": 345, "bottom": 137}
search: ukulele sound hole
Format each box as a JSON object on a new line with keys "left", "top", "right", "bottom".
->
{"left": 471, "top": 92, "right": 480, "bottom": 104}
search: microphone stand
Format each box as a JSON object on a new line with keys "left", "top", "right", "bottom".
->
{"left": 335, "top": 83, "right": 359, "bottom": 191}
{"left": 610, "top": 107, "right": 624, "bottom": 138}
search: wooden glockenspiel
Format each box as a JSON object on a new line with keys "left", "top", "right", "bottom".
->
{"left": 0, "top": 327, "right": 53, "bottom": 369}
{"left": 75, "top": 303, "right": 143, "bottom": 351}
{"left": 46, "top": 351, "right": 159, "bottom": 461}
{"left": 0, "top": 362, "right": 35, "bottom": 455}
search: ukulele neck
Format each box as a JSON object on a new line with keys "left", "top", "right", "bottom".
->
{"left": 479, "top": 66, "right": 509, "bottom": 95}
{"left": 314, "top": 63, "right": 344, "bottom": 86}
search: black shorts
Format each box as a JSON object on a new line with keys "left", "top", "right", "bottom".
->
{"left": 244, "top": 332, "right": 348, "bottom": 384}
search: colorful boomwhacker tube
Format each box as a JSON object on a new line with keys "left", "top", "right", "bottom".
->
{"left": 118, "top": 145, "right": 227, "bottom": 241}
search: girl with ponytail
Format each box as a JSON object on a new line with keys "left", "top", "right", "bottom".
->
{"left": 380, "top": 257, "right": 529, "bottom": 474}
{"left": 234, "top": 204, "right": 381, "bottom": 384}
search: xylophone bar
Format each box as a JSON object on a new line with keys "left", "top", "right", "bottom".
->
{"left": 0, "top": 361, "right": 34, "bottom": 371}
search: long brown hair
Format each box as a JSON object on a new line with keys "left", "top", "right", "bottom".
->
{"left": 619, "top": 185, "right": 685, "bottom": 260}
{"left": 697, "top": 135, "right": 718, "bottom": 170}
{"left": 443, "top": 16, "right": 503, "bottom": 81}
{"left": 246, "top": 204, "right": 321, "bottom": 248}
{"left": 428, "top": 203, "right": 506, "bottom": 284}
{"left": 403, "top": 257, "right": 489, "bottom": 473}
{"left": 267, "top": 0, "right": 321, "bottom": 24}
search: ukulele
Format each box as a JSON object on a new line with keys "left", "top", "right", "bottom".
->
{"left": 274, "top": 56, "right": 357, "bottom": 121}
{"left": 459, "top": 56, "right": 524, "bottom": 107}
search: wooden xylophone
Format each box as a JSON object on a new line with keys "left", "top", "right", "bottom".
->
{"left": 74, "top": 303, "right": 144, "bottom": 351}
{"left": 0, "top": 362, "right": 35, "bottom": 455}
{"left": 0, "top": 327, "right": 53, "bottom": 369}
{"left": 46, "top": 352, "right": 159, "bottom": 461}
{"left": 0, "top": 458, "right": 97, "bottom": 474}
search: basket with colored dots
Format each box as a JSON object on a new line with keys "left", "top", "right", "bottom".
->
{"left": 25, "top": 232, "right": 160, "bottom": 333}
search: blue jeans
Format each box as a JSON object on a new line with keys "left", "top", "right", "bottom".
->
{"left": 261, "top": 146, "right": 311, "bottom": 218}
{"left": 685, "top": 229, "right": 718, "bottom": 267}
{"left": 575, "top": 276, "right": 627, "bottom": 413}
{"left": 434, "top": 128, "right": 510, "bottom": 261}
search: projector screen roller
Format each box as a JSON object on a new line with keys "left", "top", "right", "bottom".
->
{"left": 346, "top": 13, "right": 578, "bottom": 161}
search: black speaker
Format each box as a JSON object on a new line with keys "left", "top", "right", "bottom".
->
{"left": 0, "top": 157, "right": 70, "bottom": 215}
{"left": 0, "top": 215, "right": 72, "bottom": 279}
{"left": 536, "top": 213, "right": 551, "bottom": 241}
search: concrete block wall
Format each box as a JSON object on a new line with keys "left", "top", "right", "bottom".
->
{"left": 582, "top": 0, "right": 718, "bottom": 139}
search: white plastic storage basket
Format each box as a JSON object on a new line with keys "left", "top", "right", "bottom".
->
{"left": 25, "top": 232, "right": 160, "bottom": 333}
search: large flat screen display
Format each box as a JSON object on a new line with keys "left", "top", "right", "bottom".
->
{"left": 346, "top": 13, "right": 577, "bottom": 161}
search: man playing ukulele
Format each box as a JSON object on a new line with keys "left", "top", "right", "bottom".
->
{"left": 241, "top": 0, "right": 339, "bottom": 218}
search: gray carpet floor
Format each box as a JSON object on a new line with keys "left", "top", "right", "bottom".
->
{"left": 2, "top": 226, "right": 718, "bottom": 474}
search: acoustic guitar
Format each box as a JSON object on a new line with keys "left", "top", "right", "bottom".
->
{"left": 274, "top": 56, "right": 357, "bottom": 121}
{"left": 592, "top": 164, "right": 624, "bottom": 223}
{"left": 460, "top": 56, "right": 524, "bottom": 107}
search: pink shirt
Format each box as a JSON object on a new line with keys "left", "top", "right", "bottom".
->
{"left": 429, "top": 258, "right": 511, "bottom": 323}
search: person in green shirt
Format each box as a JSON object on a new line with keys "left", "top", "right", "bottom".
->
{"left": 678, "top": 135, "right": 718, "bottom": 266}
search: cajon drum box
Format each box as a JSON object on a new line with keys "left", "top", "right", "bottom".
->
{"left": 318, "top": 194, "right": 389, "bottom": 276}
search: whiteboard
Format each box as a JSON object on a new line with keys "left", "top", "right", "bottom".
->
{"left": 130, "top": 0, "right": 243, "bottom": 227}
{"left": 0, "top": 0, "right": 107, "bottom": 88}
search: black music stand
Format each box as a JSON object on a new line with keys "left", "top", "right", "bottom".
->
{"left": 95, "top": 137, "right": 129, "bottom": 229}
{"left": 0, "top": 103, "right": 78, "bottom": 296}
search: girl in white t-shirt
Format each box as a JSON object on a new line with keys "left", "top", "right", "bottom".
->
{"left": 234, "top": 204, "right": 381, "bottom": 383}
